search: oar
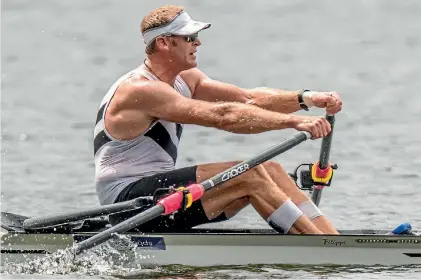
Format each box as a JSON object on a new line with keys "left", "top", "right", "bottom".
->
{"left": 73, "top": 131, "right": 312, "bottom": 254}
{"left": 23, "top": 196, "right": 154, "bottom": 229}
{"left": 311, "top": 114, "right": 335, "bottom": 206}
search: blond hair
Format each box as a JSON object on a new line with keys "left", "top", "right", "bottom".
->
{"left": 140, "top": 5, "right": 184, "bottom": 54}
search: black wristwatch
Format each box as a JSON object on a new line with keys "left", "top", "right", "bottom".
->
{"left": 297, "top": 89, "right": 310, "bottom": 111}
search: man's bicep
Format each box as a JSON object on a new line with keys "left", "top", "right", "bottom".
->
{"left": 133, "top": 83, "right": 215, "bottom": 125}
{"left": 193, "top": 77, "right": 251, "bottom": 103}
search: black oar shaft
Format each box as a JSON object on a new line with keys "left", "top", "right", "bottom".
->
{"left": 23, "top": 196, "right": 153, "bottom": 229}
{"left": 74, "top": 205, "right": 164, "bottom": 253}
{"left": 311, "top": 115, "right": 335, "bottom": 206}
{"left": 74, "top": 131, "right": 312, "bottom": 254}
{"left": 201, "top": 132, "right": 311, "bottom": 190}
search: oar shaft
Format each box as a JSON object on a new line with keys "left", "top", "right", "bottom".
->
{"left": 201, "top": 131, "right": 311, "bottom": 190}
{"left": 311, "top": 115, "right": 335, "bottom": 206}
{"left": 318, "top": 115, "right": 335, "bottom": 169}
{"left": 23, "top": 196, "right": 153, "bottom": 229}
{"left": 74, "top": 205, "right": 164, "bottom": 253}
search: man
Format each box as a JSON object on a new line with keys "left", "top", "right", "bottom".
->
{"left": 93, "top": 5, "right": 343, "bottom": 235}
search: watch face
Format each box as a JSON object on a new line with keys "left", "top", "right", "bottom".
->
{"left": 300, "top": 104, "right": 309, "bottom": 111}
{"left": 298, "top": 90, "right": 309, "bottom": 110}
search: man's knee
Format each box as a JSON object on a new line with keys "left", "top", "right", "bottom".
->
{"left": 237, "top": 164, "right": 275, "bottom": 195}
{"left": 263, "top": 160, "right": 305, "bottom": 195}
{"left": 241, "top": 164, "right": 270, "bottom": 184}
{"left": 263, "top": 161, "right": 287, "bottom": 175}
{"left": 240, "top": 161, "right": 286, "bottom": 184}
{"left": 202, "top": 161, "right": 274, "bottom": 194}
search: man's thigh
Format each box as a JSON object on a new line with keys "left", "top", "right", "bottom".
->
{"left": 116, "top": 165, "right": 199, "bottom": 199}
{"left": 195, "top": 161, "right": 253, "bottom": 220}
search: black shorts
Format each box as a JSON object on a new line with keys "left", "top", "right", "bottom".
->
{"left": 108, "top": 165, "right": 228, "bottom": 232}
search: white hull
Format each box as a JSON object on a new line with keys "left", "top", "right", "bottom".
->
{"left": 149, "top": 246, "right": 421, "bottom": 266}
{"left": 2, "top": 229, "right": 421, "bottom": 266}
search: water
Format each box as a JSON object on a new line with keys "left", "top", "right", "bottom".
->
{"left": 1, "top": 0, "right": 421, "bottom": 278}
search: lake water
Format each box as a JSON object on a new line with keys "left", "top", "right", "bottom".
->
{"left": 1, "top": 0, "right": 421, "bottom": 279}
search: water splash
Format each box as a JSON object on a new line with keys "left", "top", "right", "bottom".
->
{"left": 1, "top": 233, "right": 153, "bottom": 277}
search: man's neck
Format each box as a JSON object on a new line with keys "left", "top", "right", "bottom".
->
{"left": 144, "top": 57, "right": 181, "bottom": 86}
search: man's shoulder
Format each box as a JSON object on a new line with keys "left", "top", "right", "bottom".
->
{"left": 120, "top": 75, "right": 168, "bottom": 95}
{"left": 114, "top": 78, "right": 182, "bottom": 113}
{"left": 179, "top": 67, "right": 208, "bottom": 94}
{"left": 180, "top": 67, "right": 207, "bottom": 81}
{"left": 180, "top": 67, "right": 206, "bottom": 76}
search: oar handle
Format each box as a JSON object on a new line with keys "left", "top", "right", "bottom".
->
{"left": 318, "top": 115, "right": 335, "bottom": 169}
{"left": 311, "top": 114, "right": 335, "bottom": 206}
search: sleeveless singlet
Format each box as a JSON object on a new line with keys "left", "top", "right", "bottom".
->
{"left": 93, "top": 65, "right": 192, "bottom": 205}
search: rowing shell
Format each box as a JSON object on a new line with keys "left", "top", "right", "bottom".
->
{"left": 1, "top": 212, "right": 420, "bottom": 267}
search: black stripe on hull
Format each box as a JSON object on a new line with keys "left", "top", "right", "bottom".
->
{"left": 94, "top": 130, "right": 112, "bottom": 155}
{"left": 145, "top": 122, "right": 178, "bottom": 163}
{"left": 1, "top": 249, "right": 49, "bottom": 254}
{"left": 403, "top": 253, "right": 421, "bottom": 257}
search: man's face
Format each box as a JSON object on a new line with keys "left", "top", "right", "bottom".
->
{"left": 167, "top": 33, "right": 201, "bottom": 69}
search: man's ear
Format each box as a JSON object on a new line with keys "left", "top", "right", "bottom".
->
{"left": 155, "top": 36, "right": 170, "bottom": 50}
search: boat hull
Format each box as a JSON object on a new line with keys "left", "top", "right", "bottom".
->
{"left": 2, "top": 229, "right": 421, "bottom": 266}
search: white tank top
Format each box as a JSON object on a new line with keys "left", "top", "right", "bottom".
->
{"left": 94, "top": 65, "right": 192, "bottom": 205}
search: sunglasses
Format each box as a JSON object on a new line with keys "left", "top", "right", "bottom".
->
{"left": 161, "top": 33, "right": 199, "bottom": 43}
{"left": 183, "top": 33, "right": 199, "bottom": 42}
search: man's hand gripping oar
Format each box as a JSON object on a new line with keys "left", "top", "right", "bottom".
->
{"left": 73, "top": 131, "right": 313, "bottom": 254}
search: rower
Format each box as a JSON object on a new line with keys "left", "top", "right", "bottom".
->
{"left": 93, "top": 5, "right": 343, "bottom": 234}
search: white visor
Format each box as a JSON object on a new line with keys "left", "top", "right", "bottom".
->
{"left": 142, "top": 11, "right": 211, "bottom": 46}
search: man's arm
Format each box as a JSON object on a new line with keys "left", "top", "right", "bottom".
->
{"left": 124, "top": 80, "right": 329, "bottom": 137}
{"left": 180, "top": 68, "right": 342, "bottom": 115}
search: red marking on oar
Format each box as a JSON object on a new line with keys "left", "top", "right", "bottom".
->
{"left": 314, "top": 161, "right": 331, "bottom": 178}
{"left": 157, "top": 184, "right": 205, "bottom": 215}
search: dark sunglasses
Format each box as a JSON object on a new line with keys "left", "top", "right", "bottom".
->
{"left": 161, "top": 33, "right": 199, "bottom": 43}
{"left": 183, "top": 33, "right": 199, "bottom": 42}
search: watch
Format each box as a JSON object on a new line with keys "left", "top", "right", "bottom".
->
{"left": 297, "top": 89, "right": 310, "bottom": 111}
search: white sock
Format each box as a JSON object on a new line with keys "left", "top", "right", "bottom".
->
{"left": 266, "top": 199, "right": 303, "bottom": 233}
{"left": 297, "top": 200, "right": 323, "bottom": 220}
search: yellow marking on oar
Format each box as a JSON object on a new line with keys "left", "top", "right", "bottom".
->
{"left": 311, "top": 162, "right": 333, "bottom": 184}
{"left": 176, "top": 186, "right": 193, "bottom": 209}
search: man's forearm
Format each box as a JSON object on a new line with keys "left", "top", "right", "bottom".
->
{"left": 210, "top": 102, "right": 299, "bottom": 134}
{"left": 246, "top": 87, "right": 303, "bottom": 114}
